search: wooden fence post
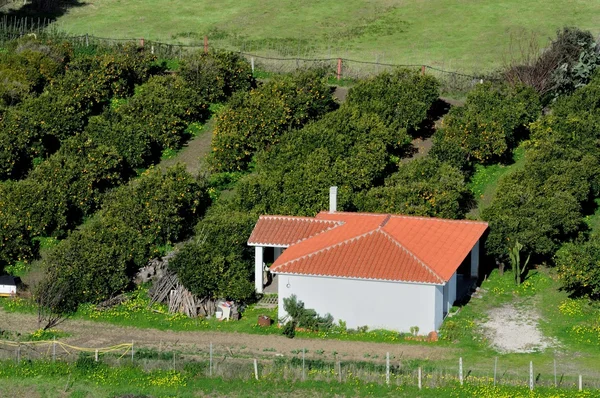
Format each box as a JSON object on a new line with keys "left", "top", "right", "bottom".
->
{"left": 418, "top": 367, "right": 422, "bottom": 390}
{"left": 52, "top": 338, "right": 56, "bottom": 362}
{"left": 336, "top": 58, "right": 342, "bottom": 81}
{"left": 459, "top": 357, "right": 463, "bottom": 385}
{"left": 95, "top": 349, "right": 98, "bottom": 362}
{"left": 579, "top": 375, "right": 583, "bottom": 391}
{"left": 421, "top": 65, "right": 425, "bottom": 76}
{"left": 139, "top": 38, "right": 144, "bottom": 48}
{"left": 254, "top": 358, "right": 259, "bottom": 380}
{"left": 209, "top": 342, "right": 213, "bottom": 376}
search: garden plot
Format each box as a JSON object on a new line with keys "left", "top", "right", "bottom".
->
{"left": 481, "top": 304, "right": 557, "bottom": 353}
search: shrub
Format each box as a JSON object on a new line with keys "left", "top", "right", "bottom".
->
{"left": 355, "top": 158, "right": 472, "bottom": 219}
{"left": 440, "top": 83, "right": 540, "bottom": 164}
{"left": 178, "top": 50, "right": 255, "bottom": 102}
{"left": 282, "top": 320, "right": 296, "bottom": 339}
{"left": 283, "top": 294, "right": 333, "bottom": 332}
{"left": 346, "top": 68, "right": 439, "bottom": 135}
{"left": 556, "top": 237, "right": 600, "bottom": 299}
{"left": 209, "top": 70, "right": 335, "bottom": 172}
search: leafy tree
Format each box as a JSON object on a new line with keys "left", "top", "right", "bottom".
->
{"left": 346, "top": 68, "right": 439, "bottom": 135}
{"left": 556, "top": 236, "right": 600, "bottom": 299}
{"left": 168, "top": 206, "right": 257, "bottom": 302}
{"left": 179, "top": 50, "right": 255, "bottom": 102}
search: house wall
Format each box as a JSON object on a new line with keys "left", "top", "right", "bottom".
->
{"left": 0, "top": 285, "right": 16, "bottom": 295}
{"left": 444, "top": 272, "right": 457, "bottom": 313}
{"left": 277, "top": 274, "right": 442, "bottom": 334}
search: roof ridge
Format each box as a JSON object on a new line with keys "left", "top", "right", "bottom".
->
{"left": 377, "top": 228, "right": 444, "bottom": 284}
{"left": 260, "top": 215, "right": 340, "bottom": 224}
{"left": 272, "top": 229, "right": 378, "bottom": 272}
{"left": 290, "top": 220, "right": 345, "bottom": 246}
{"left": 388, "top": 214, "right": 488, "bottom": 225}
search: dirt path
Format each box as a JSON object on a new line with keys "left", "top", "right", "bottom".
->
{"left": 0, "top": 309, "right": 453, "bottom": 362}
{"left": 158, "top": 119, "right": 215, "bottom": 176}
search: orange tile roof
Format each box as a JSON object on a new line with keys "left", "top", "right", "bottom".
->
{"left": 247, "top": 215, "right": 341, "bottom": 246}
{"left": 249, "top": 211, "right": 488, "bottom": 284}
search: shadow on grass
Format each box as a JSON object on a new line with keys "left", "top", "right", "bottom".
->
{"left": 0, "top": 0, "right": 87, "bottom": 22}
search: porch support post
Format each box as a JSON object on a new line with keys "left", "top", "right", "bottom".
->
{"left": 470, "top": 240, "right": 480, "bottom": 279}
{"left": 255, "top": 246, "right": 264, "bottom": 293}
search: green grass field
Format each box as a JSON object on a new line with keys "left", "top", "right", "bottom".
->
{"left": 40, "top": 0, "right": 600, "bottom": 72}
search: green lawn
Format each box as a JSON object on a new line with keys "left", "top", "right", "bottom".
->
{"left": 42, "top": 0, "right": 600, "bottom": 72}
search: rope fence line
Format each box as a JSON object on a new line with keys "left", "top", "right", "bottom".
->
{"left": 0, "top": 338, "right": 597, "bottom": 392}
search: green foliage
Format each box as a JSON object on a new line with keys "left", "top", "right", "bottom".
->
{"left": 355, "top": 158, "right": 472, "bottom": 219}
{"left": 282, "top": 320, "right": 296, "bottom": 339}
{"left": 346, "top": 68, "right": 439, "bottom": 135}
{"left": 168, "top": 205, "right": 257, "bottom": 302}
{"left": 440, "top": 83, "right": 540, "bottom": 164}
{"left": 282, "top": 294, "right": 333, "bottom": 332}
{"left": 178, "top": 50, "right": 255, "bottom": 102}
{"left": 0, "top": 137, "right": 125, "bottom": 267}
{"left": 86, "top": 74, "right": 209, "bottom": 167}
{"left": 40, "top": 165, "right": 208, "bottom": 309}
{"left": 209, "top": 69, "right": 335, "bottom": 172}
{"left": 556, "top": 236, "right": 600, "bottom": 299}
{"left": 483, "top": 74, "right": 600, "bottom": 260}
{"left": 549, "top": 27, "right": 600, "bottom": 97}
{"left": 0, "top": 44, "right": 161, "bottom": 180}
{"left": 233, "top": 105, "right": 404, "bottom": 215}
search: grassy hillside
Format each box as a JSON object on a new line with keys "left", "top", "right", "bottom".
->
{"left": 42, "top": 0, "right": 600, "bottom": 72}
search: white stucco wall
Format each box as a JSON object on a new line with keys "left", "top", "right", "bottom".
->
{"left": 0, "top": 285, "right": 16, "bottom": 295}
{"left": 277, "top": 274, "right": 444, "bottom": 334}
{"left": 444, "top": 272, "right": 457, "bottom": 314}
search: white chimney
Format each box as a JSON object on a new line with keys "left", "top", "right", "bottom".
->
{"left": 329, "top": 186, "right": 338, "bottom": 213}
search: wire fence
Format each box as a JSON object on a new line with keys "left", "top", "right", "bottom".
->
{"left": 0, "top": 339, "right": 596, "bottom": 392}
{"left": 0, "top": 14, "right": 488, "bottom": 92}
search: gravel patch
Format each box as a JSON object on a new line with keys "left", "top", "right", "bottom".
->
{"left": 482, "top": 304, "right": 557, "bottom": 353}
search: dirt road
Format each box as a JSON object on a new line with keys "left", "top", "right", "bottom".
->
{"left": 0, "top": 308, "right": 452, "bottom": 362}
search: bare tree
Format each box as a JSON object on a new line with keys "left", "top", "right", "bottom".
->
{"left": 35, "top": 277, "right": 71, "bottom": 330}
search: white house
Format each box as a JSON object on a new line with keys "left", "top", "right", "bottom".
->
{"left": 0, "top": 275, "right": 17, "bottom": 297}
{"left": 247, "top": 187, "right": 487, "bottom": 334}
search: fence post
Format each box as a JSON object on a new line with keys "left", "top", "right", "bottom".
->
{"left": 421, "top": 65, "right": 425, "bottom": 76}
{"left": 53, "top": 337, "right": 56, "bottom": 362}
{"left": 493, "top": 357, "right": 497, "bottom": 386}
{"left": 254, "top": 358, "right": 259, "bottom": 380}
{"left": 554, "top": 358, "right": 557, "bottom": 387}
{"left": 131, "top": 340, "right": 134, "bottom": 363}
{"left": 336, "top": 58, "right": 342, "bottom": 81}
{"left": 337, "top": 361, "right": 342, "bottom": 383}
{"left": 209, "top": 342, "right": 213, "bottom": 376}
{"left": 16, "top": 344, "right": 20, "bottom": 365}
{"left": 459, "top": 357, "right": 463, "bottom": 385}
{"left": 204, "top": 36, "right": 208, "bottom": 54}
{"left": 251, "top": 57, "right": 255, "bottom": 73}
{"left": 85, "top": 33, "right": 89, "bottom": 47}
{"left": 95, "top": 349, "right": 99, "bottom": 362}
{"left": 418, "top": 367, "right": 422, "bottom": 390}
{"left": 386, "top": 352, "right": 390, "bottom": 385}
{"left": 529, "top": 361, "right": 534, "bottom": 391}
{"left": 139, "top": 38, "right": 144, "bottom": 48}
{"left": 302, "top": 348, "right": 306, "bottom": 381}
{"left": 579, "top": 375, "right": 582, "bottom": 391}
